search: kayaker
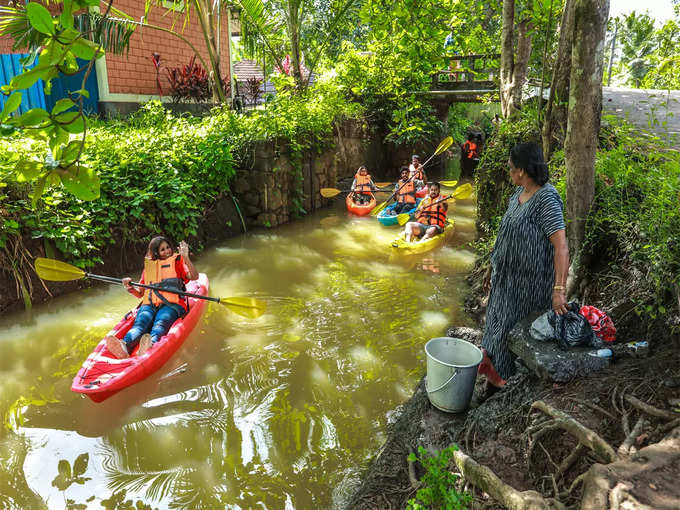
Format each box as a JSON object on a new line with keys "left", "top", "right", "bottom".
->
{"left": 350, "top": 165, "right": 378, "bottom": 205}
{"left": 409, "top": 155, "right": 427, "bottom": 189}
{"left": 105, "top": 236, "right": 198, "bottom": 359}
{"left": 390, "top": 166, "right": 417, "bottom": 215}
{"left": 402, "top": 182, "right": 448, "bottom": 243}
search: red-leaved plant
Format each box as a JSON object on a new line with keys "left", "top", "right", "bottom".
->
{"left": 165, "top": 56, "right": 212, "bottom": 103}
{"left": 243, "top": 77, "right": 264, "bottom": 106}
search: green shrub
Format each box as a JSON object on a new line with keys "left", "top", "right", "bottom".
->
{"left": 406, "top": 446, "right": 471, "bottom": 510}
{"left": 581, "top": 116, "right": 680, "bottom": 327}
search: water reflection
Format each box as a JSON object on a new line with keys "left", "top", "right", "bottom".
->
{"left": 0, "top": 186, "right": 476, "bottom": 508}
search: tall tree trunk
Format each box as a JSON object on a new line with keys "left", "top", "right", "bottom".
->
{"left": 500, "top": 0, "right": 534, "bottom": 118}
{"left": 564, "top": 0, "right": 610, "bottom": 279}
{"left": 542, "top": 0, "right": 576, "bottom": 160}
{"left": 286, "top": 0, "right": 304, "bottom": 91}
{"left": 512, "top": 18, "right": 533, "bottom": 110}
{"left": 500, "top": 0, "right": 516, "bottom": 118}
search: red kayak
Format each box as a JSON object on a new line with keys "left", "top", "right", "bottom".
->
{"left": 71, "top": 273, "right": 209, "bottom": 402}
{"left": 416, "top": 186, "right": 429, "bottom": 198}
{"left": 346, "top": 193, "right": 376, "bottom": 216}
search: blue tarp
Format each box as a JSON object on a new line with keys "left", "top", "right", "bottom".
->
{"left": 0, "top": 54, "right": 99, "bottom": 116}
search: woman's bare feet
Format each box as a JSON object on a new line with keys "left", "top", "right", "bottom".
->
{"left": 105, "top": 335, "right": 129, "bottom": 359}
{"left": 136, "top": 334, "right": 152, "bottom": 356}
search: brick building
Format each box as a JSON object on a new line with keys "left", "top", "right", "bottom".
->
{"left": 0, "top": 1, "right": 236, "bottom": 115}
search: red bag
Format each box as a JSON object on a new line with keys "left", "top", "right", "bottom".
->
{"left": 580, "top": 305, "right": 616, "bottom": 343}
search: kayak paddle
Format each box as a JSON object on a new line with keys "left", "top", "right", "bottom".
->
{"left": 34, "top": 258, "right": 266, "bottom": 319}
{"left": 396, "top": 183, "right": 473, "bottom": 225}
{"left": 439, "top": 180, "right": 458, "bottom": 187}
{"left": 371, "top": 136, "right": 454, "bottom": 217}
{"left": 320, "top": 187, "right": 390, "bottom": 198}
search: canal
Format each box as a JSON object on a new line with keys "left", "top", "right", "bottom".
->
{"left": 0, "top": 185, "right": 476, "bottom": 509}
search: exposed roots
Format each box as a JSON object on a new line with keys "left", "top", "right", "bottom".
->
{"left": 530, "top": 400, "right": 616, "bottom": 463}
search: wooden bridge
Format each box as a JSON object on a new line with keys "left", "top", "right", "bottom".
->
{"left": 427, "top": 54, "right": 500, "bottom": 102}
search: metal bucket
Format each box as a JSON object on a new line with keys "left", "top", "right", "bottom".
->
{"left": 425, "top": 337, "right": 483, "bottom": 413}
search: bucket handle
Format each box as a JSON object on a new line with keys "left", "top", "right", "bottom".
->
{"left": 426, "top": 369, "right": 458, "bottom": 394}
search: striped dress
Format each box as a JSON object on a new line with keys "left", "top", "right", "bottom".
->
{"left": 482, "top": 183, "right": 565, "bottom": 380}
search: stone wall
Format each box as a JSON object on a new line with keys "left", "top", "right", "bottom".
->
{"left": 231, "top": 120, "right": 379, "bottom": 229}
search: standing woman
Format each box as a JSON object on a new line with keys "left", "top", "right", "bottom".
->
{"left": 478, "top": 143, "right": 569, "bottom": 391}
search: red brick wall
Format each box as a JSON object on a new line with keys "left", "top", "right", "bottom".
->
{"left": 104, "top": 0, "right": 231, "bottom": 96}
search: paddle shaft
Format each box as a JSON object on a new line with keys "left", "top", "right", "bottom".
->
{"left": 85, "top": 273, "right": 222, "bottom": 304}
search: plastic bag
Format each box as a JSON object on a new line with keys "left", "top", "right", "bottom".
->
{"left": 529, "top": 313, "right": 554, "bottom": 342}
{"left": 529, "top": 303, "right": 604, "bottom": 350}
{"left": 549, "top": 302, "right": 603, "bottom": 351}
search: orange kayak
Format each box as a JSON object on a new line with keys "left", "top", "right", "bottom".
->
{"left": 346, "top": 193, "right": 376, "bottom": 216}
{"left": 71, "top": 273, "right": 209, "bottom": 402}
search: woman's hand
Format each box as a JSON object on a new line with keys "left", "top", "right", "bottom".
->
{"left": 552, "top": 290, "right": 568, "bottom": 315}
{"left": 122, "top": 277, "right": 132, "bottom": 290}
{"left": 178, "top": 240, "right": 190, "bottom": 259}
{"left": 483, "top": 267, "right": 492, "bottom": 293}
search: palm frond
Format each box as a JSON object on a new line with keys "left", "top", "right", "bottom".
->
{"left": 233, "top": 0, "right": 287, "bottom": 71}
{"left": 75, "top": 12, "right": 137, "bottom": 56}
{"left": 0, "top": 6, "right": 45, "bottom": 51}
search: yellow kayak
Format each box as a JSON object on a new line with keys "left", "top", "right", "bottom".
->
{"left": 390, "top": 219, "right": 455, "bottom": 255}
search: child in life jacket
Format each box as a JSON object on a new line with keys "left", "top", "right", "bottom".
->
{"left": 402, "top": 182, "right": 448, "bottom": 243}
{"left": 105, "top": 236, "right": 198, "bottom": 359}
{"left": 390, "top": 166, "right": 417, "bottom": 215}
{"left": 350, "top": 165, "right": 378, "bottom": 205}
{"left": 409, "top": 155, "right": 427, "bottom": 190}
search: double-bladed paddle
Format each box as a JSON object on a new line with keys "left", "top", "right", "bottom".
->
{"left": 34, "top": 258, "right": 266, "bottom": 319}
{"left": 320, "top": 186, "right": 391, "bottom": 198}
{"left": 371, "top": 137, "right": 454, "bottom": 217}
{"left": 396, "top": 183, "right": 474, "bottom": 225}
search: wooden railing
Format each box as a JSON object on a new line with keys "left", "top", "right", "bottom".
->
{"left": 431, "top": 54, "right": 500, "bottom": 91}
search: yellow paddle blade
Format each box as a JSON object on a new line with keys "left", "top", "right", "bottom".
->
{"left": 370, "top": 199, "right": 390, "bottom": 217}
{"left": 451, "top": 182, "right": 473, "bottom": 199}
{"left": 375, "top": 182, "right": 393, "bottom": 188}
{"left": 219, "top": 297, "right": 266, "bottom": 319}
{"left": 34, "top": 257, "right": 86, "bottom": 281}
{"left": 397, "top": 212, "right": 413, "bottom": 226}
{"left": 320, "top": 188, "right": 343, "bottom": 198}
{"left": 434, "top": 136, "right": 454, "bottom": 155}
{"left": 439, "top": 180, "right": 458, "bottom": 187}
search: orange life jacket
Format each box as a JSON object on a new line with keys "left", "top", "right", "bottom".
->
{"left": 417, "top": 197, "right": 447, "bottom": 228}
{"left": 397, "top": 179, "right": 416, "bottom": 204}
{"left": 464, "top": 141, "right": 478, "bottom": 159}
{"left": 409, "top": 164, "right": 425, "bottom": 181}
{"left": 355, "top": 172, "right": 373, "bottom": 194}
{"left": 141, "top": 254, "right": 186, "bottom": 309}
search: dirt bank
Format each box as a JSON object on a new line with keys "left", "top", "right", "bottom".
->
{"left": 346, "top": 259, "right": 680, "bottom": 510}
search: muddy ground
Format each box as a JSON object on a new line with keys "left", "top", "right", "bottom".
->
{"left": 346, "top": 265, "right": 680, "bottom": 509}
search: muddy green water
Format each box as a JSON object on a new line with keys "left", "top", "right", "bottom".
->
{"left": 0, "top": 187, "right": 476, "bottom": 509}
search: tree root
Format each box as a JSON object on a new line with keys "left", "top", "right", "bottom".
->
{"left": 617, "top": 417, "right": 645, "bottom": 457}
{"left": 530, "top": 400, "right": 616, "bottom": 463}
{"left": 580, "top": 426, "right": 680, "bottom": 510}
{"left": 450, "top": 447, "right": 565, "bottom": 510}
{"left": 624, "top": 394, "right": 678, "bottom": 421}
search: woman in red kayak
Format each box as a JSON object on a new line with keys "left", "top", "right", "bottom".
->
{"left": 105, "top": 236, "right": 198, "bottom": 359}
